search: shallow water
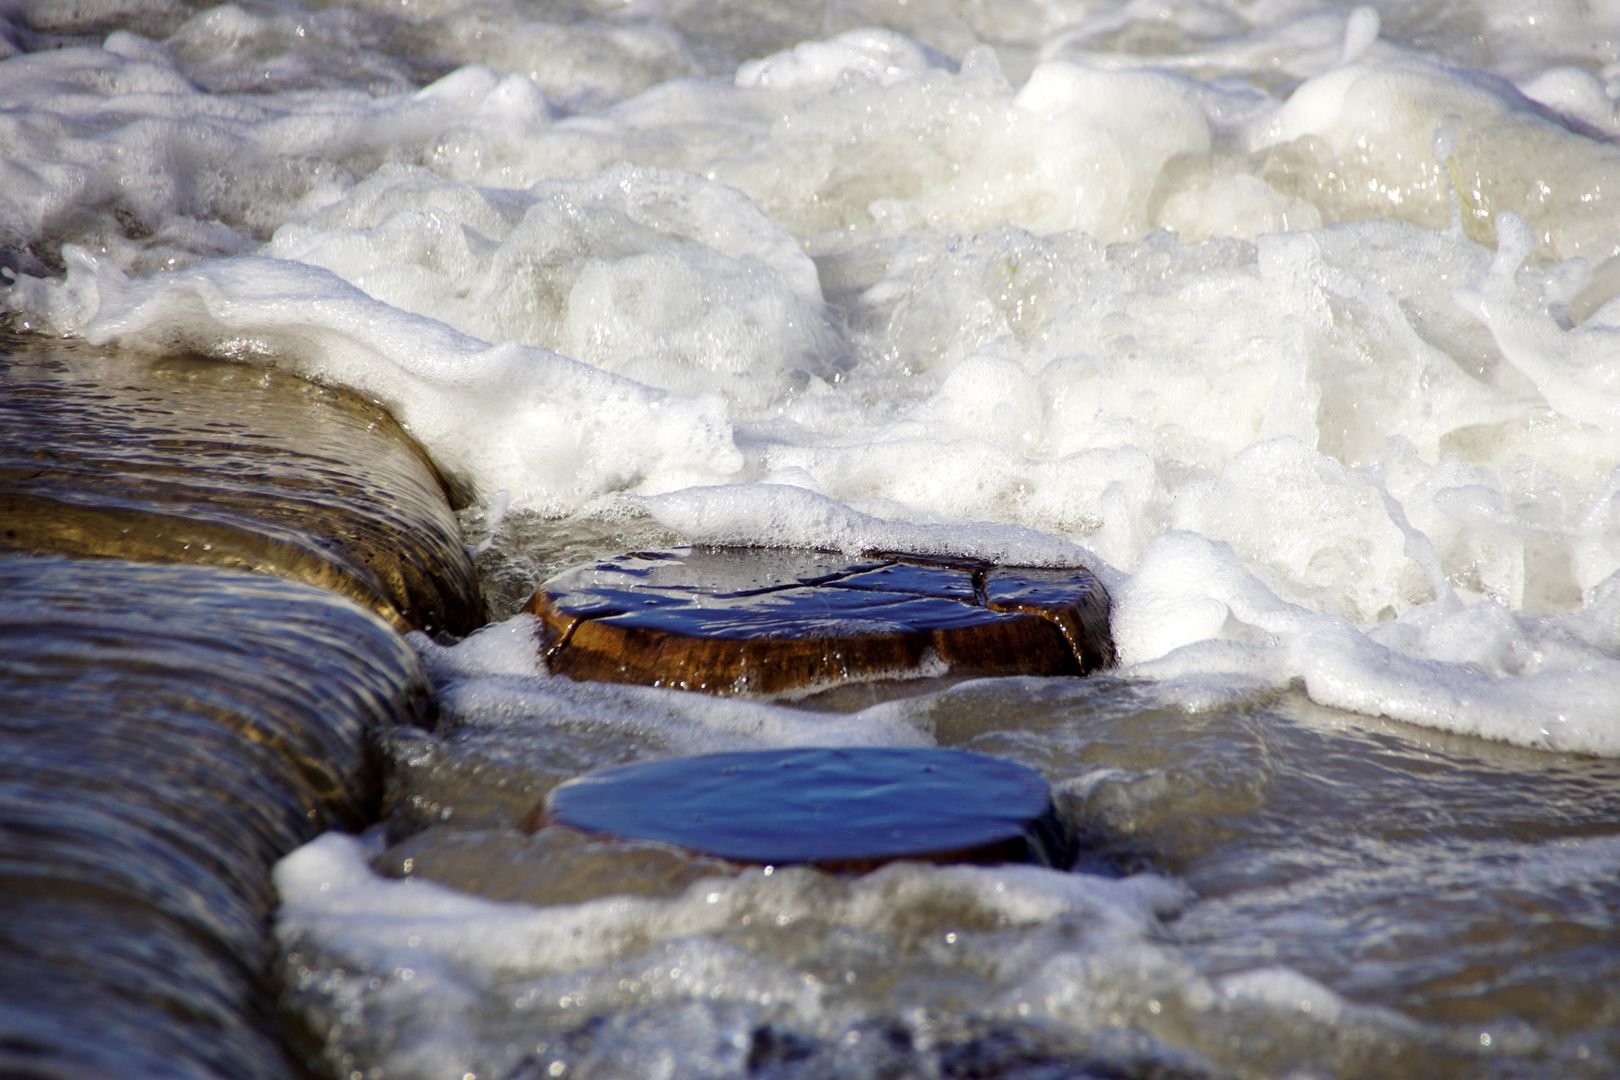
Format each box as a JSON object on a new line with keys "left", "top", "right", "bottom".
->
{"left": 283, "top": 632, "right": 1620, "bottom": 1077}
{"left": 3, "top": 0, "right": 1620, "bottom": 1075}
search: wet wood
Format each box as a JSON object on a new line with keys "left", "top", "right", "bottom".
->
{"left": 0, "top": 331, "right": 482, "bottom": 1075}
{"left": 0, "top": 553, "right": 430, "bottom": 1078}
{"left": 0, "top": 335, "right": 483, "bottom": 635}
{"left": 538, "top": 747, "right": 1072, "bottom": 870}
{"left": 526, "top": 546, "right": 1113, "bottom": 695}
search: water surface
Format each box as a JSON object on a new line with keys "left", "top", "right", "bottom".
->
{"left": 3, "top": 0, "right": 1619, "bottom": 1075}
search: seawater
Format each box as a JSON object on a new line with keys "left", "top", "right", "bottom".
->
{"left": 3, "top": 0, "right": 1619, "bottom": 1075}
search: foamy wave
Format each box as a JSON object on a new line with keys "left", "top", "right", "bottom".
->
{"left": 4, "top": 4, "right": 1619, "bottom": 755}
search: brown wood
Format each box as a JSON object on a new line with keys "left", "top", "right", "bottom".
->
{"left": 526, "top": 546, "right": 1113, "bottom": 695}
{"left": 0, "top": 337, "right": 483, "bottom": 635}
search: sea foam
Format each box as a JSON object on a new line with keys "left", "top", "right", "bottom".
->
{"left": 4, "top": 5, "right": 1619, "bottom": 755}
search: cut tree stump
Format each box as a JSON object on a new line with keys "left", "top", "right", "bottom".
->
{"left": 538, "top": 747, "right": 1072, "bottom": 870}
{"left": 526, "top": 547, "right": 1113, "bottom": 696}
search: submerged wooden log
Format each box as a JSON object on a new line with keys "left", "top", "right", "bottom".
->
{"left": 0, "top": 333, "right": 489, "bottom": 1076}
{"left": 539, "top": 747, "right": 1072, "bottom": 870}
{"left": 0, "top": 553, "right": 431, "bottom": 1079}
{"left": 0, "top": 335, "right": 483, "bottom": 635}
{"left": 527, "top": 546, "right": 1113, "bottom": 695}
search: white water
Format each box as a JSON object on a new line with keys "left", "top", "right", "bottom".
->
{"left": 4, "top": 1, "right": 1620, "bottom": 1073}
{"left": 5, "top": 0, "right": 1618, "bottom": 755}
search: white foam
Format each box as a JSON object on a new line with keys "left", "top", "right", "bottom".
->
{"left": 275, "top": 829, "right": 1187, "bottom": 1060}
{"left": 4, "top": 5, "right": 1620, "bottom": 756}
{"left": 434, "top": 666, "right": 934, "bottom": 756}
{"left": 1214, "top": 966, "right": 1416, "bottom": 1032}
{"left": 628, "top": 483, "right": 1113, "bottom": 577}
{"left": 411, "top": 614, "right": 547, "bottom": 683}
{"left": 13, "top": 248, "right": 742, "bottom": 514}
{"left": 1253, "top": 52, "right": 1620, "bottom": 262}
{"left": 265, "top": 162, "right": 834, "bottom": 408}
{"left": 1519, "top": 66, "right": 1620, "bottom": 136}
{"left": 736, "top": 28, "right": 952, "bottom": 91}
{"left": 411, "top": 611, "right": 933, "bottom": 753}
{"left": 1117, "top": 531, "right": 1620, "bottom": 756}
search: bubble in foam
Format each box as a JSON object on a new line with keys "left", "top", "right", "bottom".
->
{"left": 1255, "top": 52, "right": 1620, "bottom": 262}
{"left": 735, "top": 28, "right": 952, "bottom": 91}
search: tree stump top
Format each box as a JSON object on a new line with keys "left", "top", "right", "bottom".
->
{"left": 527, "top": 546, "right": 1113, "bottom": 696}
{"left": 539, "top": 747, "right": 1070, "bottom": 870}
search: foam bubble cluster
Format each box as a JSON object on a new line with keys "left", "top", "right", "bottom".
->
{"left": 4, "top": 0, "right": 1620, "bottom": 753}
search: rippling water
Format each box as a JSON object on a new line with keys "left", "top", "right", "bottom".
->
{"left": 0, "top": 554, "right": 430, "bottom": 1078}
{"left": 0, "top": 332, "right": 483, "bottom": 633}
{"left": 3, "top": 0, "right": 1620, "bottom": 1075}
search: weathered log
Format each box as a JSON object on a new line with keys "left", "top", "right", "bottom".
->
{"left": 0, "top": 336, "right": 483, "bottom": 635}
{"left": 526, "top": 546, "right": 1113, "bottom": 696}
